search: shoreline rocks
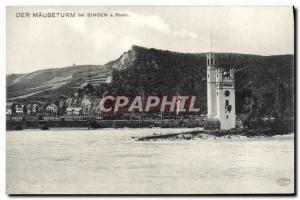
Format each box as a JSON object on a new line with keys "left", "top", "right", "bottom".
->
{"left": 134, "top": 128, "right": 293, "bottom": 141}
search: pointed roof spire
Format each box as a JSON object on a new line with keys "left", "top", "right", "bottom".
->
{"left": 210, "top": 32, "right": 213, "bottom": 53}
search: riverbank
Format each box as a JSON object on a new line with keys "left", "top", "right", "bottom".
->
{"left": 133, "top": 128, "right": 294, "bottom": 141}
{"left": 6, "top": 119, "right": 204, "bottom": 131}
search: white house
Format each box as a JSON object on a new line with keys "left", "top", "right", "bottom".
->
{"left": 15, "top": 104, "right": 25, "bottom": 114}
{"left": 81, "top": 96, "right": 92, "bottom": 115}
{"left": 46, "top": 104, "right": 58, "bottom": 114}
{"left": 27, "top": 104, "right": 39, "bottom": 115}
{"left": 66, "top": 107, "right": 82, "bottom": 115}
{"left": 6, "top": 102, "right": 15, "bottom": 115}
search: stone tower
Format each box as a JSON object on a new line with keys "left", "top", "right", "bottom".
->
{"left": 207, "top": 52, "right": 236, "bottom": 130}
{"left": 206, "top": 52, "right": 217, "bottom": 118}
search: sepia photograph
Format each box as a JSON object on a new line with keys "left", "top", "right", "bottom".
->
{"left": 6, "top": 6, "right": 295, "bottom": 194}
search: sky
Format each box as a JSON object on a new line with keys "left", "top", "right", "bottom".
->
{"left": 6, "top": 6, "right": 294, "bottom": 74}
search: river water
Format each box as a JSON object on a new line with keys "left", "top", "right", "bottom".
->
{"left": 6, "top": 128, "right": 294, "bottom": 194}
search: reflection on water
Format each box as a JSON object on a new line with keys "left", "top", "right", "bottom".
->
{"left": 6, "top": 128, "right": 294, "bottom": 194}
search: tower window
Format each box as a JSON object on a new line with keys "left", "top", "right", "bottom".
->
{"left": 217, "top": 92, "right": 218, "bottom": 96}
{"left": 226, "top": 115, "right": 228, "bottom": 119}
{"left": 208, "top": 74, "right": 209, "bottom": 78}
{"left": 226, "top": 100, "right": 229, "bottom": 105}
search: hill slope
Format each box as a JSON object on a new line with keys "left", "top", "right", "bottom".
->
{"left": 7, "top": 65, "right": 103, "bottom": 100}
{"left": 7, "top": 45, "right": 294, "bottom": 116}
{"left": 109, "top": 46, "right": 294, "bottom": 116}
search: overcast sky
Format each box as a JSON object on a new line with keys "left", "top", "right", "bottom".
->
{"left": 7, "top": 6, "right": 294, "bottom": 74}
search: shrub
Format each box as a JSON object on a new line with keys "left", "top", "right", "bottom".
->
{"left": 204, "top": 119, "right": 220, "bottom": 130}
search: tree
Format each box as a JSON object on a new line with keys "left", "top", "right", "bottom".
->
{"left": 241, "top": 88, "right": 260, "bottom": 129}
{"left": 273, "top": 83, "right": 287, "bottom": 119}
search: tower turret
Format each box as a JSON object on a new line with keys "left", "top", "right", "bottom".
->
{"left": 207, "top": 52, "right": 217, "bottom": 118}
